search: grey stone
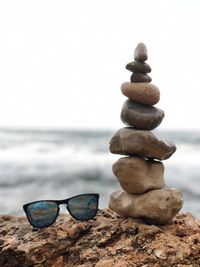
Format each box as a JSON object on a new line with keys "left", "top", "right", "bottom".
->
{"left": 109, "top": 127, "right": 176, "bottom": 160}
{"left": 131, "top": 73, "right": 152, "bottom": 83}
{"left": 121, "top": 100, "right": 164, "bottom": 130}
{"left": 134, "top": 43, "right": 148, "bottom": 61}
{"left": 126, "top": 61, "right": 151, "bottom": 73}
{"left": 109, "top": 188, "right": 183, "bottom": 225}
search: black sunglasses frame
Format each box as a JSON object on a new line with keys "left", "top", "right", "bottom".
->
{"left": 23, "top": 193, "right": 99, "bottom": 228}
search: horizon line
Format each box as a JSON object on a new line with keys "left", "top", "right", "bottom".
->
{"left": 0, "top": 126, "right": 199, "bottom": 132}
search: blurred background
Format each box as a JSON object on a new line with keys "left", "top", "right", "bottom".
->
{"left": 0, "top": 0, "right": 200, "bottom": 217}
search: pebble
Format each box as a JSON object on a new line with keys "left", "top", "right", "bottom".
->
{"left": 109, "top": 188, "right": 183, "bottom": 225}
{"left": 131, "top": 73, "right": 152, "bottom": 83}
{"left": 134, "top": 43, "right": 148, "bottom": 61}
{"left": 126, "top": 61, "right": 151, "bottom": 73}
{"left": 121, "top": 99, "right": 164, "bottom": 130}
{"left": 109, "top": 127, "right": 176, "bottom": 160}
{"left": 121, "top": 82, "right": 160, "bottom": 105}
{"left": 113, "top": 156, "right": 165, "bottom": 194}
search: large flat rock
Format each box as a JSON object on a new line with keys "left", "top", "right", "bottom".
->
{"left": 0, "top": 210, "right": 199, "bottom": 266}
{"left": 109, "top": 127, "right": 176, "bottom": 160}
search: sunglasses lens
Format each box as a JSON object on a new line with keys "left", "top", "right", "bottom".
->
{"left": 26, "top": 201, "right": 58, "bottom": 228}
{"left": 68, "top": 194, "right": 98, "bottom": 221}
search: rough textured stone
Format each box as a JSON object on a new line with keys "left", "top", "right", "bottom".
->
{"left": 134, "top": 42, "right": 148, "bottom": 61}
{"left": 0, "top": 211, "right": 200, "bottom": 266}
{"left": 109, "top": 127, "right": 176, "bottom": 160}
{"left": 109, "top": 188, "right": 183, "bottom": 224}
{"left": 126, "top": 61, "right": 151, "bottom": 73}
{"left": 131, "top": 72, "right": 152, "bottom": 83}
{"left": 121, "top": 100, "right": 164, "bottom": 130}
{"left": 113, "top": 156, "right": 165, "bottom": 193}
{"left": 121, "top": 82, "right": 160, "bottom": 105}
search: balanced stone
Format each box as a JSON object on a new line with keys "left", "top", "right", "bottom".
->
{"left": 131, "top": 73, "right": 152, "bottom": 83}
{"left": 109, "top": 188, "right": 183, "bottom": 224}
{"left": 126, "top": 61, "right": 151, "bottom": 73}
{"left": 109, "top": 127, "right": 176, "bottom": 160}
{"left": 113, "top": 156, "right": 165, "bottom": 194}
{"left": 121, "top": 82, "right": 160, "bottom": 105}
{"left": 121, "top": 100, "right": 164, "bottom": 130}
{"left": 134, "top": 43, "right": 148, "bottom": 61}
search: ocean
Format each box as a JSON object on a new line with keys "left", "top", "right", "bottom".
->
{"left": 0, "top": 128, "right": 199, "bottom": 218}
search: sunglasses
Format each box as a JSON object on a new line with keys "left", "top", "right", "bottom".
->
{"left": 23, "top": 193, "right": 99, "bottom": 228}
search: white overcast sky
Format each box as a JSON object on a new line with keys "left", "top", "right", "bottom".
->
{"left": 0, "top": 0, "right": 200, "bottom": 130}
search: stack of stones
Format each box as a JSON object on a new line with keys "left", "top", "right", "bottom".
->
{"left": 109, "top": 43, "right": 183, "bottom": 225}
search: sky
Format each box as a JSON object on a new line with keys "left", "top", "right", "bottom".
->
{"left": 0, "top": 0, "right": 200, "bottom": 130}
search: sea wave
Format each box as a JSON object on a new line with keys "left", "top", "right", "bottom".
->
{"left": 0, "top": 128, "right": 199, "bottom": 217}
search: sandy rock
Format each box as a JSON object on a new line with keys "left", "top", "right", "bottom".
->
{"left": 121, "top": 82, "right": 160, "bottom": 105}
{"left": 134, "top": 42, "right": 148, "bottom": 61}
{"left": 126, "top": 61, "right": 151, "bottom": 73}
{"left": 0, "top": 210, "right": 200, "bottom": 266}
{"left": 109, "top": 127, "right": 176, "bottom": 160}
{"left": 121, "top": 99, "right": 164, "bottom": 130}
{"left": 113, "top": 156, "right": 165, "bottom": 193}
{"left": 131, "top": 72, "right": 152, "bottom": 82}
{"left": 109, "top": 188, "right": 183, "bottom": 224}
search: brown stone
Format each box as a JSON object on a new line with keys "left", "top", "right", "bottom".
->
{"left": 126, "top": 61, "right": 151, "bottom": 73}
{"left": 0, "top": 211, "right": 199, "bottom": 266}
{"left": 121, "top": 82, "right": 160, "bottom": 105}
{"left": 121, "top": 99, "right": 164, "bottom": 130}
{"left": 113, "top": 156, "right": 165, "bottom": 193}
{"left": 109, "top": 127, "right": 176, "bottom": 160}
{"left": 134, "top": 42, "right": 148, "bottom": 61}
{"left": 109, "top": 188, "right": 183, "bottom": 224}
{"left": 131, "top": 73, "right": 152, "bottom": 83}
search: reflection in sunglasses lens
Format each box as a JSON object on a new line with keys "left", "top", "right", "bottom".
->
{"left": 27, "top": 201, "right": 58, "bottom": 228}
{"left": 68, "top": 194, "right": 98, "bottom": 221}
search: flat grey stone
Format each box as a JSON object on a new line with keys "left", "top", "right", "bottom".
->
{"left": 131, "top": 73, "right": 152, "bottom": 83}
{"left": 126, "top": 61, "right": 151, "bottom": 73}
{"left": 109, "top": 127, "right": 176, "bottom": 160}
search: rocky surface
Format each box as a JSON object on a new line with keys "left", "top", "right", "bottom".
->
{"left": 0, "top": 210, "right": 200, "bottom": 267}
{"left": 121, "top": 82, "right": 160, "bottom": 105}
{"left": 121, "top": 100, "right": 164, "bottom": 130}
{"left": 109, "top": 189, "right": 183, "bottom": 225}
{"left": 109, "top": 127, "right": 176, "bottom": 160}
{"left": 113, "top": 156, "right": 165, "bottom": 193}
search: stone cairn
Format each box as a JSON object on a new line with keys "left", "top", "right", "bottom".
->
{"left": 109, "top": 43, "right": 183, "bottom": 225}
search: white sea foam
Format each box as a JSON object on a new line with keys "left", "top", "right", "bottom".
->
{"left": 0, "top": 129, "right": 199, "bottom": 217}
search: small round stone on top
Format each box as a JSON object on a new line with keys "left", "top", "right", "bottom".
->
{"left": 134, "top": 42, "right": 148, "bottom": 62}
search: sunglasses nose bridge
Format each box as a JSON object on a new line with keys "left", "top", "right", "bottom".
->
{"left": 56, "top": 200, "right": 68, "bottom": 210}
